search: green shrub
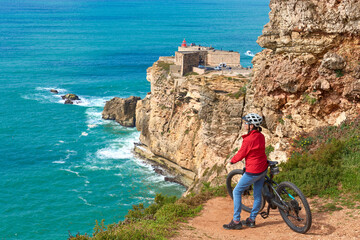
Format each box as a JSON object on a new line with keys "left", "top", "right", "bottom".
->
{"left": 70, "top": 185, "right": 227, "bottom": 240}
{"left": 302, "top": 93, "right": 317, "bottom": 105}
{"left": 277, "top": 117, "right": 360, "bottom": 198}
{"left": 335, "top": 69, "right": 344, "bottom": 77}
{"left": 185, "top": 72, "right": 199, "bottom": 76}
{"left": 265, "top": 145, "right": 274, "bottom": 157}
{"left": 227, "top": 86, "right": 246, "bottom": 99}
{"left": 157, "top": 61, "right": 173, "bottom": 72}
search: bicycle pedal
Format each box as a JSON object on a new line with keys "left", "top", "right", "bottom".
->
{"left": 260, "top": 211, "right": 268, "bottom": 219}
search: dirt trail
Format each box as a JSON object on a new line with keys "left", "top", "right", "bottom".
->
{"left": 172, "top": 196, "right": 360, "bottom": 240}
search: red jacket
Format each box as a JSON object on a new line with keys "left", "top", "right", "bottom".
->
{"left": 230, "top": 130, "right": 268, "bottom": 174}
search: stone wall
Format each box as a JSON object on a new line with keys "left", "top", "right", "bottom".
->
{"left": 158, "top": 56, "right": 175, "bottom": 64}
{"left": 178, "top": 46, "right": 212, "bottom": 51}
{"left": 181, "top": 52, "right": 200, "bottom": 75}
{"left": 207, "top": 50, "right": 240, "bottom": 67}
{"left": 192, "top": 67, "right": 206, "bottom": 75}
{"left": 170, "top": 64, "right": 181, "bottom": 77}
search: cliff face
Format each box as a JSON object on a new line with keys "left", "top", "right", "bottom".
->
{"left": 247, "top": 0, "right": 360, "bottom": 153}
{"left": 135, "top": 0, "right": 360, "bottom": 192}
{"left": 136, "top": 65, "right": 250, "bottom": 190}
{"left": 102, "top": 96, "right": 140, "bottom": 127}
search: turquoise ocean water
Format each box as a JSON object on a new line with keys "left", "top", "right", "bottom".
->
{"left": 0, "top": 0, "right": 269, "bottom": 239}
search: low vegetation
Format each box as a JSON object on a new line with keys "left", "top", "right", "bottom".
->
{"left": 276, "top": 117, "right": 360, "bottom": 200}
{"left": 70, "top": 117, "right": 360, "bottom": 239}
{"left": 185, "top": 71, "right": 199, "bottom": 76}
{"left": 69, "top": 185, "right": 227, "bottom": 240}
{"left": 335, "top": 69, "right": 344, "bottom": 78}
{"left": 302, "top": 93, "right": 317, "bottom": 105}
{"left": 157, "top": 61, "right": 173, "bottom": 72}
{"left": 227, "top": 86, "right": 247, "bottom": 99}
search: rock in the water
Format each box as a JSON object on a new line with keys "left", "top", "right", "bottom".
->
{"left": 62, "top": 94, "right": 80, "bottom": 101}
{"left": 64, "top": 99, "right": 73, "bottom": 104}
{"left": 164, "top": 177, "right": 179, "bottom": 184}
{"left": 102, "top": 96, "right": 141, "bottom": 127}
{"left": 154, "top": 167, "right": 164, "bottom": 175}
{"left": 50, "top": 89, "right": 58, "bottom": 94}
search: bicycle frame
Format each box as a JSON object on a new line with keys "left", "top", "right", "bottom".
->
{"left": 261, "top": 165, "right": 299, "bottom": 219}
{"left": 226, "top": 161, "right": 312, "bottom": 232}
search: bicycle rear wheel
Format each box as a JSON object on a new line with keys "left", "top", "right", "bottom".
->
{"left": 276, "top": 181, "right": 312, "bottom": 233}
{"left": 226, "top": 169, "right": 265, "bottom": 213}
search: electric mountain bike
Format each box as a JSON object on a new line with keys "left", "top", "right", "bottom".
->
{"left": 226, "top": 161, "right": 312, "bottom": 233}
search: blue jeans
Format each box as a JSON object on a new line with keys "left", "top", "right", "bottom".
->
{"left": 233, "top": 170, "right": 267, "bottom": 221}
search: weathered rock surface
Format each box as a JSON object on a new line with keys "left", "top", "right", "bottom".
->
{"left": 50, "top": 89, "right": 58, "bottom": 94}
{"left": 135, "top": 61, "right": 249, "bottom": 192}
{"left": 247, "top": 0, "right": 360, "bottom": 142}
{"left": 64, "top": 99, "right": 73, "bottom": 105}
{"left": 133, "top": 0, "right": 360, "bottom": 193}
{"left": 102, "top": 96, "right": 141, "bottom": 127}
{"left": 61, "top": 94, "right": 80, "bottom": 101}
{"left": 257, "top": 0, "right": 360, "bottom": 55}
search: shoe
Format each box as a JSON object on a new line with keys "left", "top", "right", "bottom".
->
{"left": 223, "top": 219, "right": 242, "bottom": 230}
{"left": 245, "top": 217, "right": 256, "bottom": 228}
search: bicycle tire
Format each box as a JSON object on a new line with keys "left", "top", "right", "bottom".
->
{"left": 226, "top": 169, "right": 265, "bottom": 213}
{"left": 276, "top": 181, "right": 312, "bottom": 233}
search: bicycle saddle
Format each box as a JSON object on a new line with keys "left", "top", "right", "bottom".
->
{"left": 267, "top": 160, "right": 278, "bottom": 166}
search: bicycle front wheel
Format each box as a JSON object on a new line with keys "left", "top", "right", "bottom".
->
{"left": 276, "top": 181, "right": 312, "bottom": 233}
{"left": 226, "top": 169, "right": 265, "bottom": 213}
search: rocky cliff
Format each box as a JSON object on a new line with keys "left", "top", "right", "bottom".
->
{"left": 103, "top": 96, "right": 141, "bottom": 127}
{"left": 135, "top": 65, "right": 251, "bottom": 190}
{"left": 134, "top": 0, "right": 360, "bottom": 192}
{"left": 247, "top": 0, "right": 360, "bottom": 157}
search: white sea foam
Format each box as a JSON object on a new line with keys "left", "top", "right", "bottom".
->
{"left": 95, "top": 131, "right": 140, "bottom": 160}
{"left": 62, "top": 168, "right": 80, "bottom": 177}
{"left": 26, "top": 86, "right": 113, "bottom": 108}
{"left": 244, "top": 50, "right": 255, "bottom": 57}
{"left": 78, "top": 196, "right": 93, "bottom": 206}
{"left": 59, "top": 140, "right": 64, "bottom": 143}
{"left": 81, "top": 132, "right": 88, "bottom": 136}
{"left": 144, "top": 174, "right": 164, "bottom": 183}
{"left": 53, "top": 160, "right": 65, "bottom": 164}
{"left": 75, "top": 96, "right": 110, "bottom": 107}
{"left": 85, "top": 108, "right": 104, "bottom": 126}
{"left": 35, "top": 87, "right": 67, "bottom": 93}
{"left": 53, "top": 150, "right": 77, "bottom": 164}
{"left": 96, "top": 147, "right": 133, "bottom": 160}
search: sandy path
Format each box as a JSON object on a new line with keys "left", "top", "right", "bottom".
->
{"left": 172, "top": 196, "right": 360, "bottom": 240}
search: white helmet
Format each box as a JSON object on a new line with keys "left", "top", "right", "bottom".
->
{"left": 242, "top": 113, "right": 263, "bottom": 127}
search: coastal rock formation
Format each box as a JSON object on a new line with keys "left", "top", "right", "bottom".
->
{"left": 135, "top": 61, "right": 249, "bottom": 190}
{"left": 62, "top": 93, "right": 80, "bottom": 104}
{"left": 102, "top": 96, "right": 141, "bottom": 127}
{"left": 50, "top": 89, "right": 58, "bottom": 94}
{"left": 64, "top": 99, "right": 73, "bottom": 105}
{"left": 61, "top": 94, "right": 80, "bottom": 101}
{"left": 134, "top": 0, "right": 360, "bottom": 192}
{"left": 247, "top": 0, "right": 360, "bottom": 143}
